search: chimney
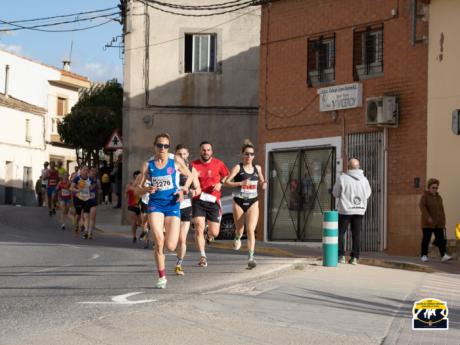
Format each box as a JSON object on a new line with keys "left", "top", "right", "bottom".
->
{"left": 4, "top": 65, "right": 9, "bottom": 97}
{"left": 62, "top": 60, "right": 71, "bottom": 71}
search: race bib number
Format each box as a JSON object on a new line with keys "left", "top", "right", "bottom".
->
{"left": 200, "top": 192, "right": 217, "bottom": 203}
{"left": 79, "top": 191, "right": 90, "bottom": 201}
{"left": 180, "top": 198, "right": 192, "bottom": 209}
{"left": 241, "top": 181, "right": 258, "bottom": 196}
{"left": 152, "top": 175, "right": 173, "bottom": 191}
{"left": 61, "top": 189, "right": 70, "bottom": 197}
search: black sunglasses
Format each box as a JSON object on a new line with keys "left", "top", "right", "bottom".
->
{"left": 244, "top": 152, "right": 255, "bottom": 156}
{"left": 156, "top": 143, "right": 170, "bottom": 149}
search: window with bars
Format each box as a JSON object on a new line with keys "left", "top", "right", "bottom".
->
{"left": 353, "top": 25, "right": 384, "bottom": 80}
{"left": 307, "top": 35, "right": 336, "bottom": 87}
{"left": 184, "top": 34, "right": 217, "bottom": 73}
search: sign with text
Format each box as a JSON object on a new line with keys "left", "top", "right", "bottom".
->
{"left": 105, "top": 130, "right": 123, "bottom": 150}
{"left": 318, "top": 83, "right": 363, "bottom": 112}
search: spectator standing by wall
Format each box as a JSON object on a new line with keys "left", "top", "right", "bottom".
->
{"left": 100, "top": 160, "right": 112, "bottom": 204}
{"left": 333, "top": 158, "right": 372, "bottom": 265}
{"left": 112, "top": 155, "right": 123, "bottom": 208}
{"left": 419, "top": 178, "right": 452, "bottom": 262}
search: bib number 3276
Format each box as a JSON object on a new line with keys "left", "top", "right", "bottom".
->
{"left": 152, "top": 175, "right": 173, "bottom": 191}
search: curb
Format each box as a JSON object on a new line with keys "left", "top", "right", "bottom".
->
{"left": 95, "top": 227, "right": 436, "bottom": 273}
{"left": 210, "top": 241, "right": 436, "bottom": 273}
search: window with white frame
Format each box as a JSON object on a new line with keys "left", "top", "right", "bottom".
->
{"left": 353, "top": 25, "right": 384, "bottom": 80}
{"left": 307, "top": 35, "right": 336, "bottom": 87}
{"left": 184, "top": 34, "right": 217, "bottom": 73}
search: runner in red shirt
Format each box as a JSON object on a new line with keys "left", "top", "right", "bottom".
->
{"left": 45, "top": 161, "right": 59, "bottom": 216}
{"left": 56, "top": 173, "right": 71, "bottom": 230}
{"left": 191, "top": 141, "right": 229, "bottom": 267}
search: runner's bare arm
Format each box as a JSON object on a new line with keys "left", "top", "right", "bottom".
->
{"left": 174, "top": 156, "right": 193, "bottom": 193}
{"left": 256, "top": 165, "right": 267, "bottom": 190}
{"left": 224, "top": 164, "right": 244, "bottom": 187}
{"left": 134, "top": 161, "right": 153, "bottom": 195}
{"left": 70, "top": 179, "right": 78, "bottom": 193}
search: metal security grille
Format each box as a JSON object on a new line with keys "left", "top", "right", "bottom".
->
{"left": 268, "top": 147, "right": 335, "bottom": 241}
{"left": 347, "top": 131, "right": 384, "bottom": 251}
{"left": 353, "top": 24, "right": 384, "bottom": 80}
{"left": 307, "top": 34, "right": 336, "bottom": 87}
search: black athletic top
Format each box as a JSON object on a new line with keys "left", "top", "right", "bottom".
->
{"left": 233, "top": 163, "right": 259, "bottom": 199}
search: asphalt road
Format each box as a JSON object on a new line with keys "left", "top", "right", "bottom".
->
{"left": 1, "top": 205, "right": 459, "bottom": 345}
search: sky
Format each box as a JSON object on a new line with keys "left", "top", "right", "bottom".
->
{"left": 0, "top": 0, "right": 123, "bottom": 83}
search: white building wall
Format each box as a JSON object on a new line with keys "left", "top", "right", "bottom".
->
{"left": 0, "top": 49, "right": 88, "bottom": 203}
{"left": 0, "top": 50, "right": 60, "bottom": 109}
{"left": 0, "top": 106, "right": 46, "bottom": 189}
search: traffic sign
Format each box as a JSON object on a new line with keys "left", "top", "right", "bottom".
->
{"left": 105, "top": 130, "right": 123, "bottom": 150}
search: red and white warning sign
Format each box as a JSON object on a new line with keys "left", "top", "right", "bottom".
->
{"left": 105, "top": 130, "right": 123, "bottom": 150}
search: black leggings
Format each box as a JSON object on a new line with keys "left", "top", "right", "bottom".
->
{"left": 421, "top": 228, "right": 446, "bottom": 256}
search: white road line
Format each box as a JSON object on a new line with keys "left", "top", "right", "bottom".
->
{"left": 89, "top": 253, "right": 100, "bottom": 261}
{"left": 17, "top": 263, "right": 73, "bottom": 276}
{"left": 79, "top": 292, "right": 157, "bottom": 305}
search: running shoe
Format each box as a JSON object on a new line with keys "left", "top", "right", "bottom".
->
{"left": 61, "top": 224, "right": 66, "bottom": 230}
{"left": 139, "top": 230, "right": 147, "bottom": 240}
{"left": 349, "top": 257, "right": 358, "bottom": 265}
{"left": 88, "top": 233, "right": 93, "bottom": 240}
{"left": 247, "top": 258, "right": 257, "bottom": 269}
{"left": 233, "top": 237, "right": 242, "bottom": 251}
{"left": 338, "top": 256, "right": 346, "bottom": 264}
{"left": 441, "top": 254, "right": 452, "bottom": 262}
{"left": 421, "top": 255, "right": 429, "bottom": 262}
{"left": 82, "top": 232, "right": 88, "bottom": 240}
{"left": 155, "top": 277, "right": 167, "bottom": 289}
{"left": 175, "top": 265, "right": 185, "bottom": 276}
{"left": 198, "top": 256, "right": 208, "bottom": 267}
{"left": 143, "top": 239, "right": 150, "bottom": 249}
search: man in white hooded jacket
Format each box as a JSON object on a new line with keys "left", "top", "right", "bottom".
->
{"left": 332, "top": 158, "right": 372, "bottom": 265}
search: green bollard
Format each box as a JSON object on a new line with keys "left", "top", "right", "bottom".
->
{"left": 323, "top": 211, "right": 339, "bottom": 267}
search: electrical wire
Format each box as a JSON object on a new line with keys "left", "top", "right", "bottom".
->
{"left": 138, "top": 0, "right": 267, "bottom": 17}
{"left": 125, "top": 7, "right": 259, "bottom": 51}
{"left": 7, "top": 7, "right": 118, "bottom": 24}
{"left": 0, "top": 19, "right": 118, "bottom": 33}
{"left": 144, "top": 0, "right": 250, "bottom": 10}
{"left": 0, "top": 13, "right": 120, "bottom": 33}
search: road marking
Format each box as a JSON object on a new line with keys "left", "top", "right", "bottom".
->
{"left": 79, "top": 292, "right": 156, "bottom": 305}
{"left": 17, "top": 263, "right": 73, "bottom": 276}
{"left": 89, "top": 253, "right": 100, "bottom": 260}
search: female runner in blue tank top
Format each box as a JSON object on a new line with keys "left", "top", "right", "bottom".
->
{"left": 136, "top": 133, "right": 194, "bottom": 289}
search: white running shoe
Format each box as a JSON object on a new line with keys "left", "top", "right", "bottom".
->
{"left": 421, "top": 255, "right": 429, "bottom": 262}
{"left": 441, "top": 254, "right": 452, "bottom": 262}
{"left": 155, "top": 277, "right": 167, "bottom": 289}
{"left": 233, "top": 237, "right": 241, "bottom": 251}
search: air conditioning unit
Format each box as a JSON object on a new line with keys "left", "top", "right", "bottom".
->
{"left": 365, "top": 96, "right": 398, "bottom": 127}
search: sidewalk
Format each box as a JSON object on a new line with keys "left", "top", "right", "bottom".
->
{"left": 95, "top": 205, "right": 460, "bottom": 275}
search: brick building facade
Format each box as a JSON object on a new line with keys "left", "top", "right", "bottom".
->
{"left": 258, "top": 0, "right": 429, "bottom": 255}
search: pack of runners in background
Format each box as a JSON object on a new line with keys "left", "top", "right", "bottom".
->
{"left": 37, "top": 135, "right": 266, "bottom": 289}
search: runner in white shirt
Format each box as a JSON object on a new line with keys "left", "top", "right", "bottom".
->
{"left": 174, "top": 144, "right": 200, "bottom": 276}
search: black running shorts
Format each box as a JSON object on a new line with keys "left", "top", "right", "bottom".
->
{"left": 192, "top": 199, "right": 220, "bottom": 223}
